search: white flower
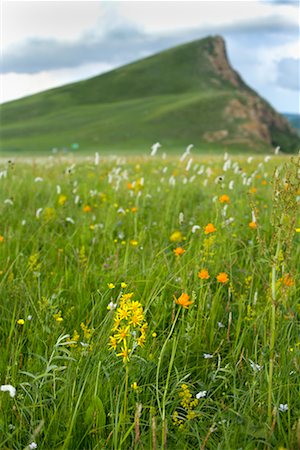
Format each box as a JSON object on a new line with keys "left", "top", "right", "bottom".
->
{"left": 65, "top": 217, "right": 75, "bottom": 224}
{"left": 21, "top": 219, "right": 27, "bottom": 226}
{"left": 185, "top": 158, "right": 193, "bottom": 171}
{"left": 29, "top": 442, "right": 38, "bottom": 449}
{"left": 34, "top": 177, "right": 43, "bottom": 183}
{"left": 36, "top": 208, "right": 43, "bottom": 218}
{"left": 179, "top": 212, "right": 184, "bottom": 225}
{"left": 1, "top": 384, "right": 16, "bottom": 398}
{"left": 279, "top": 403, "right": 288, "bottom": 412}
{"left": 264, "top": 156, "right": 271, "bottom": 162}
{"left": 203, "top": 353, "right": 213, "bottom": 359}
{"left": 150, "top": 142, "right": 161, "bottom": 156}
{"left": 249, "top": 359, "right": 263, "bottom": 372}
{"left": 217, "top": 322, "right": 225, "bottom": 328}
{"left": 107, "top": 301, "right": 117, "bottom": 311}
{"left": 27, "top": 315, "right": 32, "bottom": 321}
{"left": 196, "top": 390, "right": 207, "bottom": 399}
{"left": 191, "top": 225, "right": 200, "bottom": 233}
{"left": 4, "top": 198, "right": 14, "bottom": 205}
{"left": 56, "top": 185, "right": 61, "bottom": 194}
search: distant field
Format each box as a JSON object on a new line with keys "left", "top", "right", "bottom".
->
{"left": 0, "top": 152, "right": 299, "bottom": 449}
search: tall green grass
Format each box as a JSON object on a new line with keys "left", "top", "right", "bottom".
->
{"left": 0, "top": 153, "right": 299, "bottom": 449}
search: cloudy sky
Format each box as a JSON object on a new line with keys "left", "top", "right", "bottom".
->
{"left": 1, "top": 0, "right": 299, "bottom": 113}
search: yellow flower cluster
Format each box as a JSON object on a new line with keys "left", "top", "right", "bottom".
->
{"left": 173, "top": 384, "right": 199, "bottom": 428}
{"left": 109, "top": 293, "right": 147, "bottom": 364}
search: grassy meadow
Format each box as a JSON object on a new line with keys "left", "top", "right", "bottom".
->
{"left": 0, "top": 151, "right": 299, "bottom": 449}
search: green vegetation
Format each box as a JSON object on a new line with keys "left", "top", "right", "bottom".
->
{"left": 0, "top": 153, "right": 299, "bottom": 449}
{"left": 1, "top": 36, "right": 299, "bottom": 154}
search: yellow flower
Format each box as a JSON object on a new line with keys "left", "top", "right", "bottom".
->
{"left": 117, "top": 345, "right": 130, "bottom": 364}
{"left": 219, "top": 194, "right": 230, "bottom": 203}
{"left": 295, "top": 228, "right": 300, "bottom": 233}
{"left": 169, "top": 231, "right": 183, "bottom": 242}
{"left": 152, "top": 332, "right": 157, "bottom": 338}
{"left": 121, "top": 282, "right": 127, "bottom": 288}
{"left": 108, "top": 336, "right": 117, "bottom": 350}
{"left": 249, "top": 221, "right": 257, "bottom": 229}
{"left": 174, "top": 293, "right": 193, "bottom": 309}
{"left": 216, "top": 272, "right": 229, "bottom": 284}
{"left": 198, "top": 269, "right": 210, "bottom": 280}
{"left": 204, "top": 223, "right": 216, "bottom": 234}
{"left": 173, "top": 247, "right": 186, "bottom": 257}
{"left": 130, "top": 240, "right": 138, "bottom": 246}
{"left": 131, "top": 207, "right": 138, "bottom": 213}
{"left": 83, "top": 205, "right": 92, "bottom": 213}
{"left": 53, "top": 311, "right": 63, "bottom": 322}
{"left": 107, "top": 283, "right": 115, "bottom": 289}
{"left": 17, "top": 318, "right": 25, "bottom": 325}
{"left": 114, "top": 325, "right": 130, "bottom": 343}
{"left": 131, "top": 382, "right": 138, "bottom": 390}
{"left": 58, "top": 194, "right": 67, "bottom": 206}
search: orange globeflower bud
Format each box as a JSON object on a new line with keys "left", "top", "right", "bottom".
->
{"left": 198, "top": 269, "right": 210, "bottom": 280}
{"left": 204, "top": 223, "right": 216, "bottom": 234}
{"left": 216, "top": 272, "right": 229, "bottom": 284}
{"left": 174, "top": 293, "right": 193, "bottom": 309}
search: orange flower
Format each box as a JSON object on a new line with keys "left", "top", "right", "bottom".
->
{"left": 174, "top": 293, "right": 193, "bottom": 309}
{"left": 173, "top": 247, "right": 186, "bottom": 257}
{"left": 0, "top": 235, "right": 4, "bottom": 243}
{"left": 204, "top": 223, "right": 216, "bottom": 234}
{"left": 219, "top": 194, "right": 230, "bottom": 203}
{"left": 216, "top": 272, "right": 229, "bottom": 284}
{"left": 83, "top": 205, "right": 92, "bottom": 213}
{"left": 283, "top": 274, "right": 294, "bottom": 287}
{"left": 131, "top": 207, "right": 138, "bottom": 213}
{"left": 249, "top": 187, "right": 257, "bottom": 194}
{"left": 249, "top": 221, "right": 257, "bottom": 229}
{"left": 198, "top": 269, "right": 210, "bottom": 280}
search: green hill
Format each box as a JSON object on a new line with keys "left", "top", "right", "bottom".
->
{"left": 1, "top": 35, "right": 299, "bottom": 154}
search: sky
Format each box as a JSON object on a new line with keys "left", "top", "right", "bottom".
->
{"left": 0, "top": 0, "right": 299, "bottom": 113}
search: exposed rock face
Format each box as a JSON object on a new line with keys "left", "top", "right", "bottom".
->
{"left": 203, "top": 130, "right": 228, "bottom": 142}
{"left": 206, "top": 36, "right": 300, "bottom": 151}
{"left": 207, "top": 36, "right": 242, "bottom": 88}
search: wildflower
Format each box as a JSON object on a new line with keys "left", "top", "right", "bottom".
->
{"left": 249, "top": 221, "right": 257, "bottom": 229}
{"left": 203, "top": 353, "right": 213, "bottom": 359}
{"left": 53, "top": 311, "right": 63, "bottom": 323}
{"left": 80, "top": 322, "right": 93, "bottom": 340}
{"left": 108, "top": 283, "right": 115, "bottom": 290}
{"left": 279, "top": 404, "right": 288, "bottom": 412}
{"left": 219, "top": 194, "right": 230, "bottom": 203}
{"left": 249, "top": 187, "right": 257, "bottom": 194}
{"left": 198, "top": 269, "right": 210, "bottom": 280}
{"left": 216, "top": 272, "right": 229, "bottom": 284}
{"left": 29, "top": 443, "right": 38, "bottom": 449}
{"left": 196, "top": 391, "right": 207, "bottom": 399}
{"left": 217, "top": 322, "right": 225, "bottom": 328}
{"left": 131, "top": 207, "right": 137, "bottom": 213}
{"left": 83, "top": 205, "right": 92, "bottom": 213}
{"left": 191, "top": 225, "right": 200, "bottom": 233}
{"left": 173, "top": 247, "right": 186, "bottom": 257}
{"left": 65, "top": 217, "right": 75, "bottom": 224}
{"left": 36, "top": 208, "right": 43, "bottom": 219}
{"left": 130, "top": 240, "right": 138, "bottom": 246}
{"left": 1, "top": 384, "right": 16, "bottom": 398}
{"left": 282, "top": 274, "right": 294, "bottom": 287}
{"left": 295, "top": 228, "right": 300, "bottom": 233}
{"left": 169, "top": 230, "right": 183, "bottom": 242}
{"left": 117, "top": 345, "right": 131, "bottom": 364}
{"left": 152, "top": 332, "right": 157, "bottom": 337}
{"left": 17, "top": 319, "right": 25, "bottom": 325}
{"left": 58, "top": 194, "right": 67, "bottom": 206}
{"left": 174, "top": 293, "right": 193, "bottom": 309}
{"left": 107, "top": 301, "right": 117, "bottom": 311}
{"left": 131, "top": 382, "right": 138, "bottom": 390}
{"left": 121, "top": 282, "right": 127, "bottom": 288}
{"left": 204, "top": 223, "right": 216, "bottom": 234}
{"left": 249, "top": 360, "right": 263, "bottom": 372}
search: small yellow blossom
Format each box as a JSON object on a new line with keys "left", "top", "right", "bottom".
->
{"left": 130, "top": 240, "right": 138, "bottom": 246}
{"left": 174, "top": 293, "right": 193, "bottom": 309}
{"left": 249, "top": 187, "right": 257, "bottom": 194}
{"left": 17, "top": 319, "right": 25, "bottom": 325}
{"left": 58, "top": 194, "right": 67, "bottom": 206}
{"left": 204, "top": 223, "right": 216, "bottom": 234}
{"left": 108, "top": 283, "right": 115, "bottom": 289}
{"left": 169, "top": 231, "right": 183, "bottom": 242}
{"left": 152, "top": 332, "right": 157, "bottom": 337}
{"left": 121, "top": 282, "right": 127, "bottom": 288}
{"left": 131, "top": 382, "right": 138, "bottom": 390}
{"left": 53, "top": 311, "right": 63, "bottom": 322}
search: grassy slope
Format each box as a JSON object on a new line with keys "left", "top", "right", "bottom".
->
{"left": 0, "top": 37, "right": 298, "bottom": 154}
